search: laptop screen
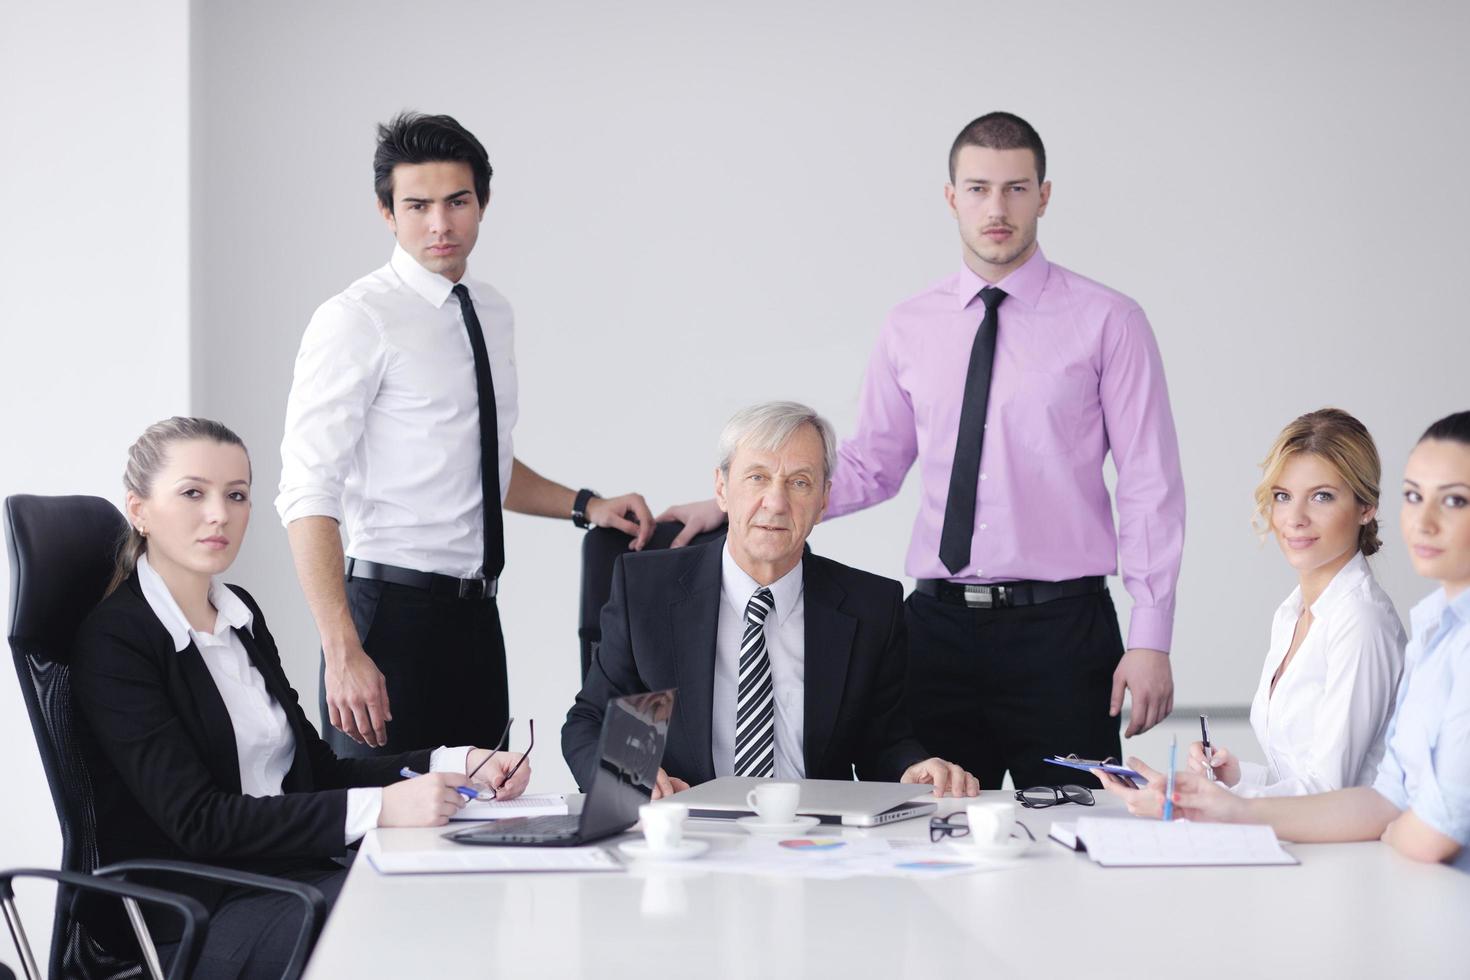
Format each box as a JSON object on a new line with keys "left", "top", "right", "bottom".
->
{"left": 578, "top": 689, "right": 675, "bottom": 840}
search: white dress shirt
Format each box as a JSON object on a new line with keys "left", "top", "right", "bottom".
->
{"left": 1231, "top": 551, "right": 1405, "bottom": 797}
{"left": 136, "top": 555, "right": 469, "bottom": 842}
{"left": 711, "top": 546, "right": 806, "bottom": 780}
{"left": 275, "top": 244, "right": 519, "bottom": 579}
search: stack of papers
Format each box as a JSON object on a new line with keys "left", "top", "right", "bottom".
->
{"left": 449, "top": 793, "right": 569, "bottom": 821}
{"left": 1059, "top": 817, "right": 1298, "bottom": 867}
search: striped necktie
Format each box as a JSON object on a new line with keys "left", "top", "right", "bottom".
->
{"left": 733, "top": 587, "right": 776, "bottom": 778}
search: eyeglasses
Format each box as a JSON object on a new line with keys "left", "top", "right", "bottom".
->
{"left": 466, "top": 717, "right": 534, "bottom": 798}
{"left": 1014, "top": 784, "right": 1095, "bottom": 809}
{"left": 928, "top": 813, "right": 1036, "bottom": 844}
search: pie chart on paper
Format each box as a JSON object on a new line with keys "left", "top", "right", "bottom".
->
{"left": 778, "top": 838, "right": 847, "bottom": 851}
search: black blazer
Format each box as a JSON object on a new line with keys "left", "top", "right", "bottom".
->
{"left": 562, "top": 537, "right": 927, "bottom": 790}
{"left": 70, "top": 571, "right": 430, "bottom": 949}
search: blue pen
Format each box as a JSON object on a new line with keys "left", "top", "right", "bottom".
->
{"left": 399, "top": 766, "right": 486, "bottom": 802}
{"left": 1163, "top": 736, "right": 1177, "bottom": 822}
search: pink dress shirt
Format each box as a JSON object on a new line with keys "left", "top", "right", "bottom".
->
{"left": 827, "top": 248, "right": 1185, "bottom": 652}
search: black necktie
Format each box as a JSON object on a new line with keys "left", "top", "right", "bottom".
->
{"left": 452, "top": 284, "right": 505, "bottom": 580}
{"left": 939, "top": 286, "right": 1007, "bottom": 576}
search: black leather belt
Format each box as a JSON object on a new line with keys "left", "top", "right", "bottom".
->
{"left": 345, "top": 558, "right": 499, "bottom": 601}
{"left": 914, "top": 575, "right": 1104, "bottom": 609}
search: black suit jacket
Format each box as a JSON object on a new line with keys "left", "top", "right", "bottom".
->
{"left": 562, "top": 537, "right": 927, "bottom": 790}
{"left": 70, "top": 571, "right": 430, "bottom": 949}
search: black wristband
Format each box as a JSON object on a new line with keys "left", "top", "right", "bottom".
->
{"left": 572, "top": 488, "right": 599, "bottom": 529}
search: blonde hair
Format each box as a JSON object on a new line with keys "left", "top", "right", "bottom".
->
{"left": 1252, "top": 408, "right": 1381, "bottom": 556}
{"left": 106, "top": 417, "right": 251, "bottom": 596}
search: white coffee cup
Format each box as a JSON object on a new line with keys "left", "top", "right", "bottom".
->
{"left": 965, "top": 800, "right": 1020, "bottom": 847}
{"left": 745, "top": 782, "right": 801, "bottom": 824}
{"left": 639, "top": 802, "right": 688, "bottom": 852}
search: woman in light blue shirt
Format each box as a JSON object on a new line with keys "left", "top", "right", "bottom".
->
{"left": 1100, "top": 410, "right": 1470, "bottom": 869}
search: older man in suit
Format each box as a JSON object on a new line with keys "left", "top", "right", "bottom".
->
{"left": 563, "top": 402, "right": 979, "bottom": 798}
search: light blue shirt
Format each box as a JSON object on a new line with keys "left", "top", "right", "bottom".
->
{"left": 1372, "top": 587, "right": 1470, "bottom": 871}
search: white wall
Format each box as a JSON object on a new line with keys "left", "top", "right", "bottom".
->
{"left": 0, "top": 1, "right": 194, "bottom": 970}
{"left": 195, "top": 0, "right": 1470, "bottom": 797}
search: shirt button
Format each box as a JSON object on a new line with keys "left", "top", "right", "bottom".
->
{"left": 976, "top": 569, "right": 983, "bottom": 576}
{"left": 980, "top": 524, "right": 988, "bottom": 531}
{"left": 980, "top": 473, "right": 988, "bottom": 481}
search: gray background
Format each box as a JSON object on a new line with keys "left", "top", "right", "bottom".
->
{"left": 3, "top": 0, "right": 1467, "bottom": 969}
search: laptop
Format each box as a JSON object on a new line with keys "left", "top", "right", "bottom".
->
{"left": 671, "top": 776, "right": 937, "bottom": 826}
{"left": 444, "top": 689, "right": 674, "bottom": 847}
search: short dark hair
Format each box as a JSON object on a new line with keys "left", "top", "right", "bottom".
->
{"left": 374, "top": 111, "right": 492, "bottom": 212}
{"left": 948, "top": 112, "right": 1046, "bottom": 184}
{"left": 1420, "top": 410, "right": 1470, "bottom": 446}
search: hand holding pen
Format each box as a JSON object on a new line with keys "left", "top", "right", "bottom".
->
{"left": 1187, "top": 740, "right": 1241, "bottom": 786}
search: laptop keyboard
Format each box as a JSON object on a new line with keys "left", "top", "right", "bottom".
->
{"left": 470, "top": 815, "right": 580, "bottom": 842}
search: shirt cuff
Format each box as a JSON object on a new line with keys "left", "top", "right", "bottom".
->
{"left": 1125, "top": 605, "right": 1174, "bottom": 653}
{"left": 1408, "top": 784, "right": 1470, "bottom": 846}
{"left": 274, "top": 490, "right": 345, "bottom": 528}
{"left": 1372, "top": 767, "right": 1411, "bottom": 812}
{"left": 1230, "top": 761, "right": 1267, "bottom": 796}
{"left": 345, "top": 787, "right": 383, "bottom": 844}
{"left": 430, "top": 745, "right": 472, "bottom": 776}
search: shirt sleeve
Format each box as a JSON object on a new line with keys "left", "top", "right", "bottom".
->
{"left": 826, "top": 319, "right": 919, "bottom": 519}
{"left": 1371, "top": 675, "right": 1414, "bottom": 810}
{"left": 1241, "top": 601, "right": 1404, "bottom": 798}
{"left": 430, "top": 745, "right": 472, "bottom": 775}
{"left": 275, "top": 296, "right": 386, "bottom": 527}
{"left": 343, "top": 746, "right": 471, "bottom": 843}
{"left": 1097, "top": 305, "right": 1185, "bottom": 652}
{"left": 1404, "top": 663, "right": 1470, "bottom": 844}
{"left": 344, "top": 788, "right": 382, "bottom": 844}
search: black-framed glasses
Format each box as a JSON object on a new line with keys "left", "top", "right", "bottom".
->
{"left": 467, "top": 717, "right": 534, "bottom": 798}
{"left": 928, "top": 813, "right": 1035, "bottom": 844}
{"left": 1014, "top": 784, "right": 1095, "bottom": 809}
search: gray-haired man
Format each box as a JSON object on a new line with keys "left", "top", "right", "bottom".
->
{"left": 562, "top": 401, "right": 978, "bottom": 798}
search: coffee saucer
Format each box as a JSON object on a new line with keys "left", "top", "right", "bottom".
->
{"left": 946, "top": 836, "right": 1032, "bottom": 861}
{"left": 618, "top": 838, "right": 710, "bottom": 861}
{"left": 735, "top": 815, "right": 821, "bottom": 837}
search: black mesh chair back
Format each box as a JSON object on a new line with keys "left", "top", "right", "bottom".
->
{"left": 5, "top": 493, "right": 138, "bottom": 979}
{"left": 578, "top": 521, "right": 725, "bottom": 679}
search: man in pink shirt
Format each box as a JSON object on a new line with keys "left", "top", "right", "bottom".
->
{"left": 665, "top": 112, "right": 1184, "bottom": 789}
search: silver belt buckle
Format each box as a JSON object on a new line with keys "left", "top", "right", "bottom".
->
{"left": 962, "top": 585, "right": 1010, "bottom": 608}
{"left": 457, "top": 577, "right": 498, "bottom": 600}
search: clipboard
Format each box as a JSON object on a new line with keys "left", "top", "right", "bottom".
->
{"left": 1044, "top": 755, "right": 1146, "bottom": 787}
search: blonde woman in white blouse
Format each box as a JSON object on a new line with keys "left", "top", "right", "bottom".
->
{"left": 1190, "top": 409, "right": 1405, "bottom": 797}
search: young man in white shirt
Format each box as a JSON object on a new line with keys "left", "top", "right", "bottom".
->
{"left": 277, "top": 112, "right": 655, "bottom": 757}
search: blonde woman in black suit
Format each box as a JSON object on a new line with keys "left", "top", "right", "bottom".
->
{"left": 72, "top": 417, "right": 530, "bottom": 978}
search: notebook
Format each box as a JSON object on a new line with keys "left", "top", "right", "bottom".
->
{"left": 1069, "top": 817, "right": 1298, "bottom": 867}
{"left": 449, "top": 793, "right": 569, "bottom": 821}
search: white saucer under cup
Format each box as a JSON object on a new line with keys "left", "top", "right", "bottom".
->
{"left": 735, "top": 814, "right": 821, "bottom": 837}
{"left": 619, "top": 838, "right": 710, "bottom": 862}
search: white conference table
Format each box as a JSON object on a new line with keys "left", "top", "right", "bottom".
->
{"left": 304, "top": 793, "right": 1469, "bottom": 980}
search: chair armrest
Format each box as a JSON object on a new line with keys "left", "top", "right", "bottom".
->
{"left": 95, "top": 859, "right": 327, "bottom": 980}
{"left": 0, "top": 867, "right": 209, "bottom": 980}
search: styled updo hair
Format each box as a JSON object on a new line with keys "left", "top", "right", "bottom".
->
{"left": 1252, "top": 408, "right": 1383, "bottom": 557}
{"left": 106, "top": 417, "right": 251, "bottom": 596}
{"left": 1419, "top": 410, "right": 1470, "bottom": 446}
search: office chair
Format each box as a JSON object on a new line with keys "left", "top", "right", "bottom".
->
{"left": 1, "top": 868, "right": 207, "bottom": 980}
{"left": 578, "top": 521, "right": 725, "bottom": 680}
{"left": 4, "top": 495, "right": 325, "bottom": 980}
